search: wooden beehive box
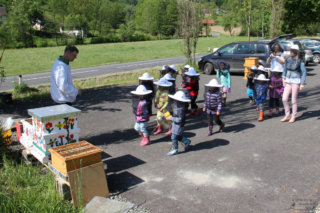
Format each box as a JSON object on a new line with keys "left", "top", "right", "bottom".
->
{"left": 49, "top": 141, "right": 103, "bottom": 176}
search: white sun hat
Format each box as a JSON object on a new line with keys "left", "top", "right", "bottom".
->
{"left": 290, "top": 45, "right": 301, "bottom": 53}
{"left": 163, "top": 73, "right": 175, "bottom": 81}
{"left": 257, "top": 65, "right": 268, "bottom": 72}
{"left": 204, "top": 79, "right": 223, "bottom": 87}
{"left": 168, "top": 91, "right": 191, "bottom": 102}
{"left": 153, "top": 78, "right": 173, "bottom": 87}
{"left": 131, "top": 85, "right": 153, "bottom": 95}
{"left": 256, "top": 74, "right": 269, "bottom": 81}
{"left": 250, "top": 65, "right": 258, "bottom": 70}
{"left": 185, "top": 67, "right": 200, "bottom": 76}
{"left": 169, "top": 65, "right": 178, "bottom": 72}
{"left": 160, "top": 65, "right": 169, "bottom": 71}
{"left": 138, "top": 72, "right": 154, "bottom": 80}
{"left": 180, "top": 64, "right": 191, "bottom": 71}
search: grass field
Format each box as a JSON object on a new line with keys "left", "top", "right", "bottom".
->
{"left": 2, "top": 36, "right": 258, "bottom": 76}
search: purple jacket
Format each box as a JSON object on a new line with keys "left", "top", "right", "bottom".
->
{"left": 267, "top": 76, "right": 284, "bottom": 98}
{"left": 203, "top": 90, "right": 222, "bottom": 114}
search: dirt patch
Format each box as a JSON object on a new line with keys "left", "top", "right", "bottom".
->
{"left": 209, "top": 25, "right": 242, "bottom": 36}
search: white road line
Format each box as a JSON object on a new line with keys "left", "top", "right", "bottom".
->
{"left": 11, "top": 70, "right": 99, "bottom": 82}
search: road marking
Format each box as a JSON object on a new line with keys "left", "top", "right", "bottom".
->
{"left": 11, "top": 70, "right": 99, "bottom": 82}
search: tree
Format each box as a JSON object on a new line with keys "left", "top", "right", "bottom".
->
{"left": 118, "top": 20, "right": 135, "bottom": 41}
{"left": 268, "top": 0, "right": 284, "bottom": 38}
{"left": 222, "top": 13, "right": 238, "bottom": 36}
{"left": 177, "top": 0, "right": 203, "bottom": 64}
{"left": 242, "top": 0, "right": 253, "bottom": 41}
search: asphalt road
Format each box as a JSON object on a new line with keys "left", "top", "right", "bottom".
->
{"left": 0, "top": 54, "right": 208, "bottom": 91}
{"left": 2, "top": 63, "right": 320, "bottom": 212}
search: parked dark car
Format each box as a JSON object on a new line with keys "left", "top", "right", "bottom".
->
{"left": 198, "top": 33, "right": 305, "bottom": 74}
{"left": 198, "top": 41, "right": 271, "bottom": 74}
{"left": 295, "top": 39, "right": 320, "bottom": 63}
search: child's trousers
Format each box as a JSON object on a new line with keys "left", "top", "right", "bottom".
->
{"left": 207, "top": 113, "right": 222, "bottom": 126}
{"left": 171, "top": 134, "right": 183, "bottom": 147}
{"left": 190, "top": 95, "right": 198, "bottom": 110}
{"left": 258, "top": 103, "right": 265, "bottom": 112}
{"left": 134, "top": 121, "right": 149, "bottom": 136}
{"left": 269, "top": 97, "right": 280, "bottom": 108}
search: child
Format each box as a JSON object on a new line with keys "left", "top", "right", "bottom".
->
{"left": 131, "top": 85, "right": 153, "bottom": 146}
{"left": 257, "top": 65, "right": 269, "bottom": 78}
{"left": 180, "top": 64, "right": 190, "bottom": 88}
{"left": 185, "top": 67, "right": 201, "bottom": 116}
{"left": 159, "top": 65, "right": 169, "bottom": 78}
{"left": 203, "top": 79, "right": 225, "bottom": 136}
{"left": 254, "top": 74, "right": 269, "bottom": 121}
{"left": 247, "top": 66, "right": 257, "bottom": 104}
{"left": 153, "top": 78, "right": 173, "bottom": 134}
{"left": 216, "top": 60, "right": 231, "bottom": 106}
{"left": 162, "top": 73, "right": 177, "bottom": 135}
{"left": 166, "top": 91, "right": 191, "bottom": 156}
{"left": 267, "top": 70, "right": 284, "bottom": 117}
{"left": 139, "top": 73, "right": 155, "bottom": 113}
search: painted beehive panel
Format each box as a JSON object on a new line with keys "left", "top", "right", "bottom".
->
{"left": 21, "top": 119, "right": 34, "bottom": 140}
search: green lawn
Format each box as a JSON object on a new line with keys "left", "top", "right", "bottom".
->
{"left": 2, "top": 36, "right": 257, "bottom": 76}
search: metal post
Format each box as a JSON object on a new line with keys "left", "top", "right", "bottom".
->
{"left": 19, "top": 75, "right": 22, "bottom": 86}
{"left": 262, "top": 12, "right": 264, "bottom": 39}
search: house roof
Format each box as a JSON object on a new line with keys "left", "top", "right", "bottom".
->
{"left": 202, "top": 20, "right": 215, "bottom": 24}
{"left": 0, "top": 7, "right": 7, "bottom": 16}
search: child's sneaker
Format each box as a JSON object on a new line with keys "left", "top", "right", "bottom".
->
{"left": 275, "top": 107, "right": 279, "bottom": 115}
{"left": 182, "top": 137, "right": 191, "bottom": 151}
{"left": 194, "top": 109, "right": 202, "bottom": 116}
{"left": 167, "top": 146, "right": 178, "bottom": 156}
{"left": 268, "top": 108, "right": 273, "bottom": 117}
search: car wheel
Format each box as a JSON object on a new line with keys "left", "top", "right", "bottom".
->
{"left": 313, "top": 54, "right": 320, "bottom": 63}
{"left": 204, "top": 63, "right": 214, "bottom": 75}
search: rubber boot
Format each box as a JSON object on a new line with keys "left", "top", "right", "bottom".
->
{"left": 249, "top": 97, "right": 253, "bottom": 104}
{"left": 182, "top": 137, "right": 191, "bottom": 151}
{"left": 167, "top": 145, "right": 178, "bottom": 156}
{"left": 141, "top": 135, "right": 150, "bottom": 146}
{"left": 188, "top": 111, "right": 194, "bottom": 116}
{"left": 222, "top": 98, "right": 226, "bottom": 107}
{"left": 258, "top": 111, "right": 264, "bottom": 121}
{"left": 219, "top": 123, "right": 225, "bottom": 132}
{"left": 165, "top": 126, "right": 172, "bottom": 135}
{"left": 206, "top": 126, "right": 213, "bottom": 136}
{"left": 194, "top": 109, "right": 202, "bottom": 116}
{"left": 154, "top": 125, "right": 163, "bottom": 135}
{"left": 268, "top": 108, "right": 273, "bottom": 117}
{"left": 275, "top": 107, "right": 279, "bottom": 115}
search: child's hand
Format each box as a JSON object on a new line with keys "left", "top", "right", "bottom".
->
{"left": 246, "top": 86, "right": 248, "bottom": 89}
{"left": 160, "top": 108, "right": 164, "bottom": 112}
{"left": 203, "top": 108, "right": 206, "bottom": 112}
{"left": 269, "top": 86, "right": 274, "bottom": 89}
{"left": 300, "top": 85, "right": 305, "bottom": 91}
{"left": 166, "top": 116, "right": 172, "bottom": 121}
{"left": 157, "top": 104, "right": 161, "bottom": 109}
{"left": 217, "top": 112, "right": 220, "bottom": 116}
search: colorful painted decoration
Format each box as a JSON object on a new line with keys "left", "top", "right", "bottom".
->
{"left": 45, "top": 122, "right": 54, "bottom": 133}
{"left": 56, "top": 122, "right": 64, "bottom": 130}
{"left": 68, "top": 118, "right": 75, "bottom": 129}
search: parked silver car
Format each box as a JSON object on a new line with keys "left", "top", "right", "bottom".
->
{"left": 301, "top": 45, "right": 313, "bottom": 65}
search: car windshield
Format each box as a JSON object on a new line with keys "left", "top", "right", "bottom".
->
{"left": 293, "top": 41, "right": 304, "bottom": 50}
{"left": 219, "top": 44, "right": 236, "bottom": 55}
{"left": 315, "top": 41, "right": 320, "bottom": 46}
{"left": 281, "top": 41, "right": 292, "bottom": 51}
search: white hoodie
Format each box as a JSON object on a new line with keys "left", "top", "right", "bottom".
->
{"left": 50, "top": 58, "right": 78, "bottom": 103}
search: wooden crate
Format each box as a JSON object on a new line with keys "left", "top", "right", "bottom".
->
{"left": 49, "top": 141, "right": 103, "bottom": 176}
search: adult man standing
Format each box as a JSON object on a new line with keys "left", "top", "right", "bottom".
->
{"left": 51, "top": 45, "right": 81, "bottom": 106}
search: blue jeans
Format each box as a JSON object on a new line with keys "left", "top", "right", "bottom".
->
{"left": 134, "top": 121, "right": 148, "bottom": 136}
{"left": 171, "top": 134, "right": 183, "bottom": 147}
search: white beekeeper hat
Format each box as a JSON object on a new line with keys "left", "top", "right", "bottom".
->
{"left": 180, "top": 65, "right": 191, "bottom": 71}
{"left": 138, "top": 72, "right": 154, "bottom": 80}
{"left": 290, "top": 45, "right": 301, "bottom": 53}
{"left": 153, "top": 78, "right": 173, "bottom": 87}
{"left": 160, "top": 65, "right": 169, "bottom": 71}
{"left": 257, "top": 65, "right": 268, "bottom": 72}
{"left": 204, "top": 79, "right": 223, "bottom": 87}
{"left": 168, "top": 91, "right": 190, "bottom": 102}
{"left": 131, "top": 85, "right": 153, "bottom": 95}
{"left": 163, "top": 73, "right": 175, "bottom": 81}
{"left": 256, "top": 74, "right": 269, "bottom": 81}
{"left": 250, "top": 66, "right": 258, "bottom": 70}
{"left": 185, "top": 67, "right": 200, "bottom": 76}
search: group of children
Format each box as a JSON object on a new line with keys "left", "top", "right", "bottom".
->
{"left": 130, "top": 61, "right": 231, "bottom": 156}
{"left": 246, "top": 43, "right": 286, "bottom": 121}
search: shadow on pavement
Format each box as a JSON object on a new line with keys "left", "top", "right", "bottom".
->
{"left": 105, "top": 154, "right": 146, "bottom": 174}
{"left": 223, "top": 123, "right": 255, "bottom": 133}
{"left": 107, "top": 171, "right": 145, "bottom": 193}
{"left": 296, "top": 110, "right": 320, "bottom": 121}
{"left": 186, "top": 138, "right": 229, "bottom": 153}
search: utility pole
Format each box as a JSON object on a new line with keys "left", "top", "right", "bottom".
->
{"left": 262, "top": 12, "right": 264, "bottom": 39}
